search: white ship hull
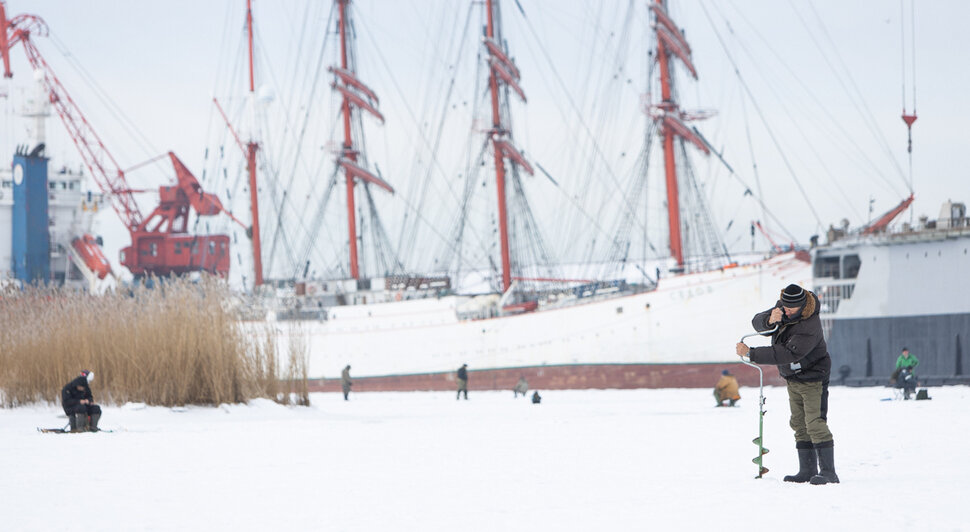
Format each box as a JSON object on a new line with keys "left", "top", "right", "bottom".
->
{"left": 256, "top": 252, "right": 811, "bottom": 390}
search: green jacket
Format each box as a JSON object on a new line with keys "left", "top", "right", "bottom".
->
{"left": 895, "top": 354, "right": 919, "bottom": 370}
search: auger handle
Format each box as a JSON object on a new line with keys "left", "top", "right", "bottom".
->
{"left": 739, "top": 324, "right": 777, "bottom": 479}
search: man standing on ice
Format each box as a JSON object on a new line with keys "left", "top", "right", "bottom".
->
{"left": 61, "top": 370, "right": 101, "bottom": 432}
{"left": 341, "top": 365, "right": 353, "bottom": 401}
{"left": 736, "top": 284, "right": 839, "bottom": 485}
{"left": 456, "top": 364, "right": 468, "bottom": 400}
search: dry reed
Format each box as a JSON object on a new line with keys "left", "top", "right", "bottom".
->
{"left": 0, "top": 277, "right": 309, "bottom": 408}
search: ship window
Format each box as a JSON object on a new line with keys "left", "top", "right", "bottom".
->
{"left": 150, "top": 243, "right": 158, "bottom": 257}
{"left": 174, "top": 242, "right": 181, "bottom": 255}
{"left": 842, "top": 254, "right": 861, "bottom": 279}
{"left": 209, "top": 241, "right": 216, "bottom": 254}
{"left": 814, "top": 256, "right": 841, "bottom": 279}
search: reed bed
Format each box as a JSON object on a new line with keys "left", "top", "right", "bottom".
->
{"left": 0, "top": 278, "right": 309, "bottom": 408}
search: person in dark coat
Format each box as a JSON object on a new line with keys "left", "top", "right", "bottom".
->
{"left": 61, "top": 370, "right": 101, "bottom": 432}
{"left": 456, "top": 364, "right": 468, "bottom": 400}
{"left": 736, "top": 284, "right": 839, "bottom": 485}
{"left": 341, "top": 365, "right": 353, "bottom": 401}
{"left": 531, "top": 391, "right": 541, "bottom": 404}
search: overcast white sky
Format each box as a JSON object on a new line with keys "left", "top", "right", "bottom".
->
{"left": 2, "top": 0, "right": 968, "bottom": 284}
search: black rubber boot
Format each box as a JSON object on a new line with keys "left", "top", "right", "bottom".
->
{"left": 68, "top": 414, "right": 78, "bottom": 432}
{"left": 73, "top": 413, "right": 88, "bottom": 432}
{"left": 783, "top": 441, "right": 817, "bottom": 483}
{"left": 810, "top": 441, "right": 840, "bottom": 485}
{"left": 89, "top": 413, "right": 101, "bottom": 432}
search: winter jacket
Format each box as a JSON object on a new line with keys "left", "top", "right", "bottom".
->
{"left": 715, "top": 375, "right": 740, "bottom": 400}
{"left": 61, "top": 376, "right": 93, "bottom": 414}
{"left": 457, "top": 366, "right": 468, "bottom": 381}
{"left": 895, "top": 354, "right": 919, "bottom": 371}
{"left": 749, "top": 291, "right": 831, "bottom": 383}
{"left": 341, "top": 367, "right": 352, "bottom": 386}
{"left": 514, "top": 378, "right": 528, "bottom": 394}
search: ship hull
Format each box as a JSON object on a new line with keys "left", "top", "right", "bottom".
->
{"left": 258, "top": 253, "right": 810, "bottom": 390}
{"left": 307, "top": 362, "right": 785, "bottom": 393}
{"left": 814, "top": 224, "right": 970, "bottom": 386}
{"left": 825, "top": 313, "right": 970, "bottom": 386}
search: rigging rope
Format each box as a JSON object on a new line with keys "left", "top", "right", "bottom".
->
{"left": 802, "top": 2, "right": 909, "bottom": 191}
{"left": 699, "top": 1, "right": 825, "bottom": 231}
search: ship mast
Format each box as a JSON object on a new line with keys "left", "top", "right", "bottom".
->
{"left": 338, "top": 0, "right": 359, "bottom": 279}
{"left": 245, "top": 0, "right": 263, "bottom": 287}
{"left": 484, "top": 0, "right": 533, "bottom": 293}
{"left": 649, "top": 0, "right": 709, "bottom": 270}
{"left": 333, "top": 0, "right": 393, "bottom": 280}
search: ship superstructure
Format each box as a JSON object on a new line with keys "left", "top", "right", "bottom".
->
{"left": 813, "top": 200, "right": 970, "bottom": 385}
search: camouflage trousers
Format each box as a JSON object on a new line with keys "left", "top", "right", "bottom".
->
{"left": 787, "top": 379, "right": 834, "bottom": 444}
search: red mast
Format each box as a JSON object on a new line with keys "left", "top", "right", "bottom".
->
{"left": 245, "top": 0, "right": 263, "bottom": 287}
{"left": 650, "top": 0, "right": 708, "bottom": 270}
{"left": 333, "top": 0, "right": 392, "bottom": 280}
{"left": 338, "top": 0, "right": 359, "bottom": 279}
{"left": 484, "top": 0, "right": 533, "bottom": 293}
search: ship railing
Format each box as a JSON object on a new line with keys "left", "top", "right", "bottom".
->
{"left": 814, "top": 278, "right": 856, "bottom": 316}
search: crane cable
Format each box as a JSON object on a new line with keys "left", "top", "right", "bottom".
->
{"left": 900, "top": 0, "right": 917, "bottom": 194}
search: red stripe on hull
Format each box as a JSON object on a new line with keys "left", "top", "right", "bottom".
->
{"left": 308, "top": 364, "right": 785, "bottom": 393}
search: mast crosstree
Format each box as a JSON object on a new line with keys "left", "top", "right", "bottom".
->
{"left": 649, "top": 0, "right": 713, "bottom": 270}
{"left": 485, "top": 0, "right": 534, "bottom": 293}
{"left": 334, "top": 0, "right": 394, "bottom": 281}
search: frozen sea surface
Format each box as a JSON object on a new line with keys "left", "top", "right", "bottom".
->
{"left": 2, "top": 385, "right": 967, "bottom": 531}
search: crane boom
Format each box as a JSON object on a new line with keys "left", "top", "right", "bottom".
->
{"left": 2, "top": 3, "right": 234, "bottom": 278}
{"left": 3, "top": 10, "right": 143, "bottom": 229}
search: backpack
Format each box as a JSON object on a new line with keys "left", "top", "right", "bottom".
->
{"left": 915, "top": 389, "right": 931, "bottom": 400}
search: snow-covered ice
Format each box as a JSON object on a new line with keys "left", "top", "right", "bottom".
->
{"left": 2, "top": 385, "right": 967, "bottom": 531}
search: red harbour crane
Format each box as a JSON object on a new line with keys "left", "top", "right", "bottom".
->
{"left": 1, "top": 3, "right": 244, "bottom": 278}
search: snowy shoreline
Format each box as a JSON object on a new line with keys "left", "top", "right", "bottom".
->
{"left": 2, "top": 386, "right": 967, "bottom": 531}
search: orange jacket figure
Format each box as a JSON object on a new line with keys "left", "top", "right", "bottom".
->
{"left": 714, "top": 370, "right": 740, "bottom": 406}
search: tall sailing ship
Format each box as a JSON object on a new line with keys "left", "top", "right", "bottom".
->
{"left": 221, "top": 0, "right": 811, "bottom": 391}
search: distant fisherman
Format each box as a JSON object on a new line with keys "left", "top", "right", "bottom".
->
{"left": 341, "top": 365, "right": 353, "bottom": 401}
{"left": 456, "top": 364, "right": 468, "bottom": 400}
{"left": 736, "top": 284, "right": 839, "bottom": 485}
{"left": 714, "top": 369, "right": 740, "bottom": 407}
{"left": 61, "top": 370, "right": 101, "bottom": 432}
{"left": 513, "top": 376, "right": 529, "bottom": 398}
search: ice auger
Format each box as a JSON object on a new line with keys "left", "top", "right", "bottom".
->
{"left": 739, "top": 325, "right": 777, "bottom": 479}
